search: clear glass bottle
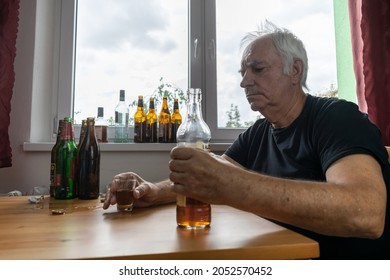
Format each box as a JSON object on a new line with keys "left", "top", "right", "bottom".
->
{"left": 95, "top": 107, "right": 108, "bottom": 143}
{"left": 170, "top": 97, "right": 182, "bottom": 143}
{"left": 114, "top": 89, "right": 129, "bottom": 143}
{"left": 77, "top": 117, "right": 100, "bottom": 199}
{"left": 176, "top": 88, "right": 211, "bottom": 229}
{"left": 158, "top": 95, "right": 171, "bottom": 143}
{"left": 146, "top": 97, "right": 158, "bottom": 143}
{"left": 134, "top": 95, "right": 146, "bottom": 143}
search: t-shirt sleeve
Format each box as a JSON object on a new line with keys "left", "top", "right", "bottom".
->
{"left": 312, "top": 100, "right": 387, "bottom": 172}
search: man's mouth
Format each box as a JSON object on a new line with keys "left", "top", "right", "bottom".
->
{"left": 246, "top": 92, "right": 260, "bottom": 98}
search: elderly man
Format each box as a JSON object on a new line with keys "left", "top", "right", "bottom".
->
{"left": 104, "top": 22, "right": 390, "bottom": 259}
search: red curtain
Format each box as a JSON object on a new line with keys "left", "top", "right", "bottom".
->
{"left": 0, "top": 0, "right": 19, "bottom": 168}
{"left": 348, "top": 0, "right": 390, "bottom": 145}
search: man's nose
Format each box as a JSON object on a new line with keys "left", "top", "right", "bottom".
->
{"left": 240, "top": 71, "right": 252, "bottom": 88}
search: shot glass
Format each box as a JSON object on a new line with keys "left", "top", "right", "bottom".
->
{"left": 115, "top": 178, "right": 136, "bottom": 212}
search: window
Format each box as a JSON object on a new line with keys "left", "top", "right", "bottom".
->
{"left": 214, "top": 0, "right": 337, "bottom": 131}
{"left": 57, "top": 0, "right": 338, "bottom": 143}
{"left": 74, "top": 0, "right": 188, "bottom": 126}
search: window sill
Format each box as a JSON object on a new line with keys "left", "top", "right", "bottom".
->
{"left": 23, "top": 142, "right": 231, "bottom": 153}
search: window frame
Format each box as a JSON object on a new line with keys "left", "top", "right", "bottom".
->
{"left": 54, "top": 0, "right": 244, "bottom": 144}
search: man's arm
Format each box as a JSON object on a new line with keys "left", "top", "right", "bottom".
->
{"left": 170, "top": 147, "right": 386, "bottom": 238}
{"left": 222, "top": 153, "right": 386, "bottom": 238}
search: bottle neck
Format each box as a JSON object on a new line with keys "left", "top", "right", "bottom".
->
{"left": 56, "top": 120, "right": 64, "bottom": 142}
{"left": 137, "top": 97, "right": 144, "bottom": 108}
{"left": 173, "top": 100, "right": 179, "bottom": 112}
{"left": 186, "top": 93, "right": 203, "bottom": 120}
{"left": 87, "top": 118, "right": 96, "bottom": 136}
{"left": 162, "top": 98, "right": 169, "bottom": 112}
{"left": 61, "top": 121, "right": 74, "bottom": 141}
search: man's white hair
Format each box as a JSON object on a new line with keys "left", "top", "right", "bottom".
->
{"left": 241, "top": 20, "right": 309, "bottom": 90}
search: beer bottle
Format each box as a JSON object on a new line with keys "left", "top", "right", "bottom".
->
{"left": 145, "top": 97, "right": 157, "bottom": 143}
{"left": 176, "top": 88, "right": 211, "bottom": 229}
{"left": 134, "top": 95, "right": 146, "bottom": 143}
{"left": 50, "top": 119, "right": 64, "bottom": 197}
{"left": 114, "top": 89, "right": 129, "bottom": 143}
{"left": 170, "top": 97, "right": 182, "bottom": 143}
{"left": 77, "top": 117, "right": 101, "bottom": 199}
{"left": 78, "top": 119, "right": 87, "bottom": 146}
{"left": 54, "top": 117, "right": 78, "bottom": 199}
{"left": 95, "top": 107, "right": 108, "bottom": 143}
{"left": 158, "top": 96, "right": 171, "bottom": 143}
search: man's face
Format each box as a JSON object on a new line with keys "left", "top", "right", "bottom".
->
{"left": 239, "top": 37, "right": 296, "bottom": 119}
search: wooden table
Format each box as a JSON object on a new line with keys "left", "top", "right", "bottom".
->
{"left": 0, "top": 196, "right": 319, "bottom": 260}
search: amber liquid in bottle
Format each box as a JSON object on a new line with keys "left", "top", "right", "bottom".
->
{"left": 176, "top": 142, "right": 211, "bottom": 229}
{"left": 176, "top": 88, "right": 211, "bottom": 229}
{"left": 146, "top": 97, "right": 157, "bottom": 143}
{"left": 177, "top": 196, "right": 211, "bottom": 228}
{"left": 134, "top": 95, "right": 146, "bottom": 143}
{"left": 170, "top": 98, "right": 182, "bottom": 143}
{"left": 158, "top": 96, "right": 171, "bottom": 143}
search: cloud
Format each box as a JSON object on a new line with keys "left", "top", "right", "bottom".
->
{"left": 77, "top": 0, "right": 177, "bottom": 52}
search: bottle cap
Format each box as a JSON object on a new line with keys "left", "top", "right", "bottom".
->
{"left": 97, "top": 107, "right": 104, "bottom": 117}
{"left": 120, "top": 90, "right": 125, "bottom": 101}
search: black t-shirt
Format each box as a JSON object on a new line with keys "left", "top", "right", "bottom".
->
{"left": 225, "top": 95, "right": 390, "bottom": 259}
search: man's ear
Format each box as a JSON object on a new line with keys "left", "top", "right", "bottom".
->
{"left": 291, "top": 59, "right": 303, "bottom": 85}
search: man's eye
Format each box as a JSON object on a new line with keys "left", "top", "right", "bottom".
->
{"left": 253, "top": 67, "right": 264, "bottom": 73}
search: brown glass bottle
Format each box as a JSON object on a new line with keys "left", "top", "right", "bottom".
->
{"left": 50, "top": 119, "right": 64, "bottom": 197}
{"left": 54, "top": 117, "right": 78, "bottom": 199}
{"left": 77, "top": 117, "right": 100, "bottom": 199}
{"left": 146, "top": 97, "right": 157, "bottom": 143}
{"left": 78, "top": 119, "right": 87, "bottom": 145}
{"left": 176, "top": 88, "right": 211, "bottom": 229}
{"left": 95, "top": 107, "right": 108, "bottom": 143}
{"left": 134, "top": 95, "right": 146, "bottom": 143}
{"left": 170, "top": 98, "right": 182, "bottom": 143}
{"left": 158, "top": 96, "right": 171, "bottom": 143}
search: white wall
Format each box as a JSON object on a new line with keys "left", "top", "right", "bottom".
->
{"left": 0, "top": 0, "right": 227, "bottom": 195}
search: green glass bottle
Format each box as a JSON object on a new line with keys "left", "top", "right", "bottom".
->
{"left": 50, "top": 119, "right": 64, "bottom": 197}
{"left": 54, "top": 117, "right": 78, "bottom": 199}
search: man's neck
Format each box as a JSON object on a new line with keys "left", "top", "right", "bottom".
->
{"left": 271, "top": 90, "right": 307, "bottom": 129}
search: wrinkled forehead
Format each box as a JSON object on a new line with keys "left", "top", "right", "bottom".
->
{"left": 241, "top": 36, "right": 277, "bottom": 65}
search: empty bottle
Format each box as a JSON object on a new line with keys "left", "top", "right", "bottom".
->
{"left": 77, "top": 117, "right": 100, "bottom": 199}
{"left": 50, "top": 119, "right": 64, "bottom": 197}
{"left": 54, "top": 117, "right": 78, "bottom": 199}
{"left": 114, "top": 89, "right": 129, "bottom": 143}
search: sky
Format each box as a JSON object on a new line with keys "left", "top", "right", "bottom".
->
{"left": 74, "top": 0, "right": 337, "bottom": 126}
